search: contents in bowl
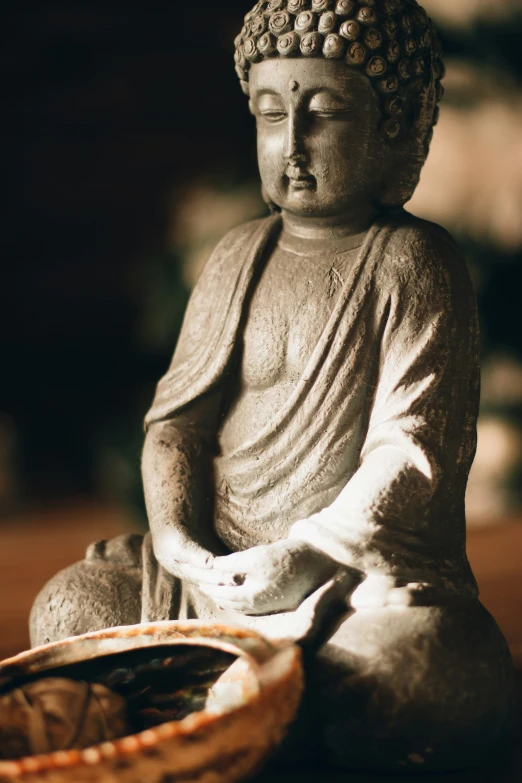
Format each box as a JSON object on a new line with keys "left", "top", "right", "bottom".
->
{"left": 0, "top": 647, "right": 249, "bottom": 760}
{"left": 0, "top": 678, "right": 129, "bottom": 760}
{"left": 49, "top": 645, "right": 238, "bottom": 730}
{"left": 95, "top": 648, "right": 236, "bottom": 729}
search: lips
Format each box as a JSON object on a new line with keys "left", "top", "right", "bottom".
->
{"left": 286, "top": 168, "right": 315, "bottom": 188}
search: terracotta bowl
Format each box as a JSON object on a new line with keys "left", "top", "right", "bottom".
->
{"left": 0, "top": 622, "right": 303, "bottom": 783}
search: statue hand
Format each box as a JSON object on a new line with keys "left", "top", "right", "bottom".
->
{"left": 195, "top": 540, "right": 337, "bottom": 615}
{"left": 151, "top": 528, "right": 235, "bottom": 586}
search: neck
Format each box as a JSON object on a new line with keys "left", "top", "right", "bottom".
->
{"left": 281, "top": 206, "right": 377, "bottom": 241}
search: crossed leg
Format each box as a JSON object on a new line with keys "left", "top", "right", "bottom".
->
{"left": 311, "top": 601, "right": 514, "bottom": 771}
{"left": 29, "top": 535, "right": 144, "bottom": 647}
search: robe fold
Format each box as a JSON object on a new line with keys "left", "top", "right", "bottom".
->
{"left": 142, "top": 209, "right": 480, "bottom": 624}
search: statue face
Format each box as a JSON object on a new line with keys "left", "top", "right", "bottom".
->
{"left": 249, "top": 59, "right": 385, "bottom": 220}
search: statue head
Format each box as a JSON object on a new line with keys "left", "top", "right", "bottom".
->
{"left": 234, "top": 0, "right": 444, "bottom": 213}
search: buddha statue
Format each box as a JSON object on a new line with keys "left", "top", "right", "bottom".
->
{"left": 30, "top": 0, "right": 514, "bottom": 771}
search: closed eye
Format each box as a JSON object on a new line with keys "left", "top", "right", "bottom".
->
{"left": 310, "top": 109, "right": 353, "bottom": 120}
{"left": 259, "top": 110, "right": 288, "bottom": 123}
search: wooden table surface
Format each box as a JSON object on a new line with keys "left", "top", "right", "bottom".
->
{"left": 0, "top": 501, "right": 520, "bottom": 781}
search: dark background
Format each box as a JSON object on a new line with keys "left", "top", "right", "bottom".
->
{"left": 1, "top": 1, "right": 260, "bottom": 506}
{"left": 1, "top": 1, "right": 522, "bottom": 518}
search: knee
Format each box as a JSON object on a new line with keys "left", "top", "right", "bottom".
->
{"left": 30, "top": 559, "right": 142, "bottom": 649}
{"left": 312, "top": 603, "right": 514, "bottom": 771}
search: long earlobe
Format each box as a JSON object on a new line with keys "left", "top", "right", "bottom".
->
{"left": 261, "top": 184, "right": 281, "bottom": 214}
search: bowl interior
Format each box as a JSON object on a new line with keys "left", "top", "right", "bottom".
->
{"left": 1, "top": 644, "right": 244, "bottom": 733}
{"left": 0, "top": 641, "right": 266, "bottom": 763}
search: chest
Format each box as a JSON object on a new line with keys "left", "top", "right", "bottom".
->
{"left": 240, "top": 245, "right": 356, "bottom": 388}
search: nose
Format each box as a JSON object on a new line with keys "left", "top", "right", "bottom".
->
{"left": 285, "top": 108, "right": 306, "bottom": 166}
{"left": 286, "top": 152, "right": 307, "bottom": 166}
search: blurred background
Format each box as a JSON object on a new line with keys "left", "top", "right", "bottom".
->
{"left": 0, "top": 1, "right": 521, "bottom": 658}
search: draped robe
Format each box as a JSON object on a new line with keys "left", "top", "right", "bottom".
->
{"left": 135, "top": 210, "right": 480, "bottom": 634}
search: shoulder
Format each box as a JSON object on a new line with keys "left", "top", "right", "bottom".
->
{"left": 383, "top": 211, "right": 462, "bottom": 271}
{"left": 212, "top": 216, "right": 270, "bottom": 253}
{"left": 180, "top": 215, "right": 275, "bottom": 329}
{"left": 196, "top": 217, "right": 273, "bottom": 284}
{"left": 377, "top": 211, "right": 472, "bottom": 303}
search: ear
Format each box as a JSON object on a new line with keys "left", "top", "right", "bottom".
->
{"left": 261, "top": 184, "right": 281, "bottom": 214}
{"left": 379, "top": 77, "right": 438, "bottom": 207}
